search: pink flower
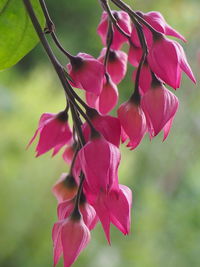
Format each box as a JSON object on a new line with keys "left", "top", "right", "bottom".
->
{"left": 108, "top": 184, "right": 132, "bottom": 235}
{"left": 141, "top": 80, "right": 179, "bottom": 138}
{"left": 52, "top": 173, "right": 77, "bottom": 203}
{"left": 57, "top": 199, "right": 74, "bottom": 220}
{"left": 146, "top": 11, "right": 186, "bottom": 37}
{"left": 128, "top": 43, "right": 143, "bottom": 67}
{"left": 118, "top": 100, "right": 147, "bottom": 149}
{"left": 82, "top": 112, "right": 121, "bottom": 147}
{"left": 174, "top": 41, "right": 196, "bottom": 84}
{"left": 79, "top": 201, "right": 99, "bottom": 231}
{"left": 85, "top": 91, "right": 99, "bottom": 109}
{"left": 78, "top": 135, "right": 121, "bottom": 193}
{"left": 97, "top": 11, "right": 131, "bottom": 50}
{"left": 67, "top": 53, "right": 104, "bottom": 95}
{"left": 27, "top": 111, "right": 72, "bottom": 156}
{"left": 86, "top": 190, "right": 111, "bottom": 243}
{"left": 57, "top": 197, "right": 98, "bottom": 231}
{"left": 98, "top": 48, "right": 128, "bottom": 84}
{"left": 132, "top": 62, "right": 152, "bottom": 95}
{"left": 85, "top": 184, "right": 132, "bottom": 243}
{"left": 62, "top": 143, "right": 76, "bottom": 164}
{"left": 130, "top": 11, "right": 186, "bottom": 48}
{"left": 142, "top": 11, "right": 186, "bottom": 44}
{"left": 98, "top": 78, "right": 119, "bottom": 114}
{"left": 52, "top": 215, "right": 90, "bottom": 267}
{"left": 85, "top": 77, "right": 118, "bottom": 115}
{"left": 147, "top": 34, "right": 196, "bottom": 89}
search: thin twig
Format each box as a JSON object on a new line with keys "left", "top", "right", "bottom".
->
{"left": 23, "top": 0, "right": 85, "bottom": 146}
{"left": 100, "top": 0, "right": 131, "bottom": 40}
{"left": 111, "top": 0, "right": 160, "bottom": 34}
{"left": 39, "top": 0, "right": 74, "bottom": 59}
{"left": 104, "top": 20, "right": 113, "bottom": 70}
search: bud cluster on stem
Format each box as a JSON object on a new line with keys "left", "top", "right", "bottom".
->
{"left": 23, "top": 0, "right": 196, "bottom": 266}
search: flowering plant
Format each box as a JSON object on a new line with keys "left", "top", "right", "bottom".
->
{"left": 2, "top": 0, "right": 196, "bottom": 266}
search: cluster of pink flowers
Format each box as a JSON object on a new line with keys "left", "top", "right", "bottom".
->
{"left": 28, "top": 2, "right": 195, "bottom": 267}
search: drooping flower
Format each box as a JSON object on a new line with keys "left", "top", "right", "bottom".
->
{"left": 141, "top": 79, "right": 179, "bottom": 138}
{"left": 147, "top": 34, "right": 196, "bottom": 89}
{"left": 118, "top": 100, "right": 147, "bottom": 149}
{"left": 98, "top": 78, "right": 118, "bottom": 115}
{"left": 79, "top": 201, "right": 99, "bottom": 231}
{"left": 174, "top": 41, "right": 197, "bottom": 84}
{"left": 62, "top": 142, "right": 77, "bottom": 165}
{"left": 97, "top": 11, "right": 131, "bottom": 50}
{"left": 84, "top": 183, "right": 132, "bottom": 243}
{"left": 132, "top": 62, "right": 152, "bottom": 95}
{"left": 85, "top": 91, "right": 99, "bottom": 109}
{"left": 85, "top": 77, "right": 118, "bottom": 115}
{"left": 107, "top": 184, "right": 132, "bottom": 235}
{"left": 82, "top": 110, "right": 121, "bottom": 147}
{"left": 78, "top": 134, "right": 121, "bottom": 193}
{"left": 86, "top": 190, "right": 111, "bottom": 243}
{"left": 57, "top": 199, "right": 74, "bottom": 221}
{"left": 130, "top": 11, "right": 186, "bottom": 48}
{"left": 67, "top": 53, "right": 104, "bottom": 95}
{"left": 98, "top": 48, "right": 128, "bottom": 84}
{"left": 27, "top": 111, "right": 72, "bottom": 157}
{"left": 57, "top": 194, "right": 98, "bottom": 231}
{"left": 52, "top": 173, "right": 77, "bottom": 203}
{"left": 142, "top": 11, "right": 186, "bottom": 42}
{"left": 128, "top": 43, "right": 143, "bottom": 67}
{"left": 52, "top": 214, "right": 90, "bottom": 267}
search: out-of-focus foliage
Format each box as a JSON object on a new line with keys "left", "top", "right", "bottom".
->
{"left": 0, "top": 0, "right": 200, "bottom": 267}
{"left": 0, "top": 0, "right": 45, "bottom": 70}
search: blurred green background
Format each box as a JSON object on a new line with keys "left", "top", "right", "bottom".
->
{"left": 0, "top": 0, "right": 200, "bottom": 266}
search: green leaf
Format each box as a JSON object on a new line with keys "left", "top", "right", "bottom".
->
{"left": 0, "top": 0, "right": 45, "bottom": 70}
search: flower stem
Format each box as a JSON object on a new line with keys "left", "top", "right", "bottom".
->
{"left": 111, "top": 0, "right": 160, "bottom": 34}
{"left": 104, "top": 20, "right": 113, "bottom": 70}
{"left": 130, "top": 23, "right": 148, "bottom": 104}
{"left": 23, "top": 0, "right": 85, "bottom": 146}
{"left": 100, "top": 0, "right": 131, "bottom": 39}
{"left": 109, "top": 0, "right": 148, "bottom": 103}
{"left": 39, "top": 0, "right": 74, "bottom": 60}
{"left": 71, "top": 171, "right": 85, "bottom": 218}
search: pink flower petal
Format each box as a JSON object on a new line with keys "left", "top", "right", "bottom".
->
{"left": 61, "top": 218, "right": 91, "bottom": 267}
{"left": 98, "top": 79, "right": 119, "bottom": 115}
{"left": 118, "top": 101, "right": 147, "bottom": 149}
{"left": 52, "top": 220, "right": 64, "bottom": 266}
{"left": 67, "top": 53, "right": 104, "bottom": 95}
{"left": 78, "top": 136, "right": 120, "bottom": 193}
{"left": 97, "top": 11, "right": 131, "bottom": 50}
{"left": 142, "top": 83, "right": 179, "bottom": 137}
{"left": 98, "top": 48, "right": 128, "bottom": 84}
